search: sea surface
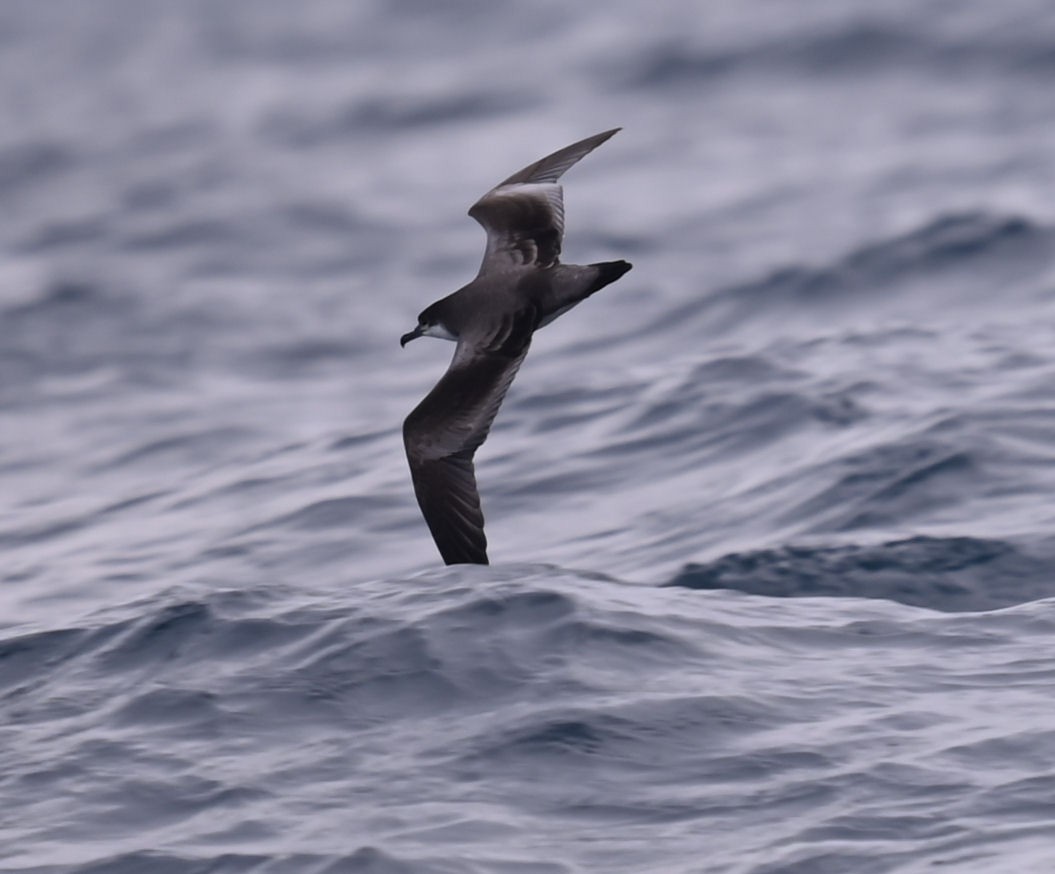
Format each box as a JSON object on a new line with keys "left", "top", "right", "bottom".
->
{"left": 3, "top": 1, "right": 1055, "bottom": 872}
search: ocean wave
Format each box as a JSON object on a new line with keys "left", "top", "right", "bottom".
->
{"left": 653, "top": 211, "right": 1049, "bottom": 337}
{"left": 665, "top": 535, "right": 1053, "bottom": 611}
{"left": 260, "top": 89, "right": 534, "bottom": 146}
{"left": 4, "top": 567, "right": 1054, "bottom": 872}
{"left": 0, "top": 139, "right": 76, "bottom": 195}
{"left": 783, "top": 436, "right": 981, "bottom": 533}
{"left": 618, "top": 18, "right": 1055, "bottom": 89}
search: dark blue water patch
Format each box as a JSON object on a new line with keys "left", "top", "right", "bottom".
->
{"left": 586, "top": 379, "right": 868, "bottom": 472}
{"left": 699, "top": 388, "right": 867, "bottom": 444}
{"left": 88, "top": 598, "right": 337, "bottom": 680}
{"left": 348, "top": 91, "right": 536, "bottom": 131}
{"left": 0, "top": 139, "right": 76, "bottom": 195}
{"left": 650, "top": 211, "right": 1048, "bottom": 336}
{"left": 613, "top": 20, "right": 1055, "bottom": 91}
{"left": 13, "top": 849, "right": 454, "bottom": 874}
{"left": 616, "top": 41, "right": 740, "bottom": 89}
{"left": 92, "top": 774, "right": 268, "bottom": 834}
{"left": 18, "top": 215, "right": 109, "bottom": 252}
{"left": 125, "top": 119, "right": 219, "bottom": 159}
{"left": 0, "top": 276, "right": 238, "bottom": 404}
{"left": 473, "top": 693, "right": 785, "bottom": 763}
{"left": 616, "top": 26, "right": 914, "bottom": 90}
{"left": 842, "top": 211, "right": 1039, "bottom": 278}
{"left": 0, "top": 596, "right": 400, "bottom": 731}
{"left": 797, "top": 210, "right": 1039, "bottom": 295}
{"left": 664, "top": 535, "right": 1053, "bottom": 611}
{"left": 119, "top": 217, "right": 250, "bottom": 252}
{"left": 330, "top": 428, "right": 394, "bottom": 452}
{"left": 36, "top": 850, "right": 265, "bottom": 874}
{"left": 689, "top": 354, "right": 805, "bottom": 385}
{"left": 254, "top": 496, "right": 395, "bottom": 532}
{"left": 786, "top": 436, "right": 981, "bottom": 533}
{"left": 0, "top": 623, "right": 138, "bottom": 722}
{"left": 115, "top": 152, "right": 232, "bottom": 216}
{"left": 831, "top": 450, "right": 976, "bottom": 530}
{"left": 32, "top": 588, "right": 566, "bottom": 737}
{"left": 194, "top": 7, "right": 362, "bottom": 65}
{"left": 779, "top": 21, "right": 934, "bottom": 72}
{"left": 0, "top": 627, "right": 87, "bottom": 693}
{"left": 0, "top": 513, "right": 90, "bottom": 550}
{"left": 93, "top": 426, "right": 264, "bottom": 473}
{"left": 236, "top": 337, "right": 365, "bottom": 380}
{"left": 168, "top": 474, "right": 301, "bottom": 514}
{"left": 275, "top": 199, "right": 370, "bottom": 236}
{"left": 119, "top": 177, "right": 184, "bottom": 212}
{"left": 93, "top": 601, "right": 216, "bottom": 672}
{"left": 273, "top": 623, "right": 470, "bottom": 725}
{"left": 258, "top": 89, "right": 533, "bottom": 148}
{"left": 97, "top": 490, "right": 170, "bottom": 518}
{"left": 430, "top": 587, "right": 576, "bottom": 628}
{"left": 3, "top": 278, "right": 111, "bottom": 317}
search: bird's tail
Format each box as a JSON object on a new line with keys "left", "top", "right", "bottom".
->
{"left": 589, "top": 260, "right": 633, "bottom": 293}
{"left": 536, "top": 260, "right": 633, "bottom": 329}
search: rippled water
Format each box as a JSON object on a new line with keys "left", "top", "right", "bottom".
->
{"left": 3, "top": 1, "right": 1055, "bottom": 871}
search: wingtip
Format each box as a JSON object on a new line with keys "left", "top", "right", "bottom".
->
{"left": 443, "top": 550, "right": 490, "bottom": 566}
{"left": 577, "top": 127, "right": 622, "bottom": 150}
{"left": 489, "top": 127, "right": 626, "bottom": 189}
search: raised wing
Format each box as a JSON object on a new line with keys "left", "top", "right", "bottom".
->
{"left": 468, "top": 128, "right": 621, "bottom": 277}
{"left": 403, "top": 313, "right": 535, "bottom": 565}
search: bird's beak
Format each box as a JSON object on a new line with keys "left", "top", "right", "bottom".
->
{"left": 400, "top": 325, "right": 423, "bottom": 348}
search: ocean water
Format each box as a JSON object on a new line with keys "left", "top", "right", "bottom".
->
{"left": 2, "top": 1, "right": 1055, "bottom": 871}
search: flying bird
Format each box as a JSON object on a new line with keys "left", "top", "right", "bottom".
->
{"left": 400, "top": 128, "right": 632, "bottom": 565}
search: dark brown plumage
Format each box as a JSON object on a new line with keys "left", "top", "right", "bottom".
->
{"left": 401, "top": 129, "right": 632, "bottom": 565}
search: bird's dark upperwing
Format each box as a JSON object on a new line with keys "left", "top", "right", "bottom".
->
{"left": 468, "top": 128, "right": 621, "bottom": 277}
{"left": 403, "top": 316, "right": 534, "bottom": 565}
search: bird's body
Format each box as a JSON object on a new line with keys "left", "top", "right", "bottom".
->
{"left": 401, "top": 129, "right": 632, "bottom": 565}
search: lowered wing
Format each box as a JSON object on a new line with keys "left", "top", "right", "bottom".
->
{"left": 402, "top": 315, "right": 535, "bottom": 565}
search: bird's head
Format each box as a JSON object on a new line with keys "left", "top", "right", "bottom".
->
{"left": 400, "top": 304, "right": 457, "bottom": 347}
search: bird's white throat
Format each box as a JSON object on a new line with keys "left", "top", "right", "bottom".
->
{"left": 423, "top": 323, "right": 458, "bottom": 341}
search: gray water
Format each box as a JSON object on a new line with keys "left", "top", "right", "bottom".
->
{"left": 3, "top": 1, "right": 1055, "bottom": 871}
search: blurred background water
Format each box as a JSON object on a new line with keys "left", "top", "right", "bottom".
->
{"left": 2, "top": 1, "right": 1055, "bottom": 872}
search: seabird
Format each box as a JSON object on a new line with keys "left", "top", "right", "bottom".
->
{"left": 400, "top": 128, "right": 632, "bottom": 565}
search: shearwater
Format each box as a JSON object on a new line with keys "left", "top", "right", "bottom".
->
{"left": 400, "top": 128, "right": 632, "bottom": 565}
